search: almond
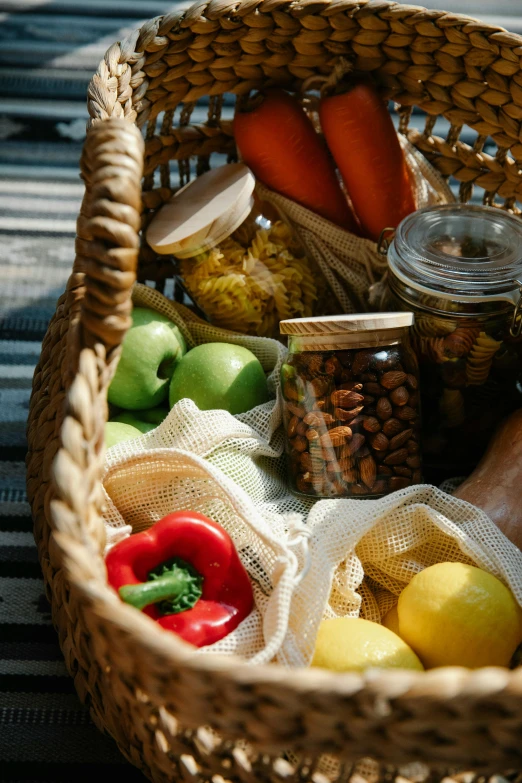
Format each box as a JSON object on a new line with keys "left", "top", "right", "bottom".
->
{"left": 376, "top": 396, "right": 393, "bottom": 421}
{"left": 339, "top": 455, "right": 355, "bottom": 471}
{"left": 350, "top": 483, "right": 368, "bottom": 496}
{"left": 363, "top": 395, "right": 375, "bottom": 406}
{"left": 405, "top": 373, "right": 418, "bottom": 390}
{"left": 364, "top": 382, "right": 385, "bottom": 397}
{"left": 296, "top": 420, "right": 308, "bottom": 436}
{"left": 406, "top": 455, "right": 421, "bottom": 469}
{"left": 361, "top": 372, "right": 378, "bottom": 383}
{"left": 412, "top": 469, "right": 422, "bottom": 483}
{"left": 304, "top": 411, "right": 335, "bottom": 428}
{"left": 286, "top": 402, "right": 305, "bottom": 418}
{"left": 331, "top": 389, "right": 365, "bottom": 408}
{"left": 304, "top": 353, "right": 323, "bottom": 375}
{"left": 324, "top": 355, "right": 342, "bottom": 377}
{"left": 380, "top": 370, "right": 407, "bottom": 390}
{"left": 389, "top": 428, "right": 413, "bottom": 450}
{"left": 363, "top": 416, "right": 381, "bottom": 433}
{"left": 292, "top": 436, "right": 308, "bottom": 453}
{"left": 389, "top": 476, "right": 412, "bottom": 491}
{"left": 378, "top": 465, "right": 394, "bottom": 476}
{"left": 339, "top": 381, "right": 363, "bottom": 392}
{"left": 352, "top": 349, "right": 373, "bottom": 375}
{"left": 372, "top": 479, "right": 388, "bottom": 495}
{"left": 335, "top": 405, "right": 364, "bottom": 421}
{"left": 295, "top": 475, "right": 310, "bottom": 493}
{"left": 384, "top": 447, "right": 408, "bottom": 465}
{"left": 382, "top": 418, "right": 403, "bottom": 437}
{"left": 320, "top": 426, "right": 352, "bottom": 447}
{"left": 394, "top": 405, "right": 417, "bottom": 421}
{"left": 370, "top": 432, "right": 390, "bottom": 451}
{"left": 389, "top": 386, "right": 409, "bottom": 406}
{"left": 312, "top": 398, "right": 326, "bottom": 411}
{"left": 342, "top": 468, "right": 359, "bottom": 484}
{"left": 407, "top": 440, "right": 420, "bottom": 455}
{"left": 300, "top": 452, "right": 323, "bottom": 473}
{"left": 309, "top": 377, "right": 330, "bottom": 398}
{"left": 284, "top": 380, "right": 305, "bottom": 402}
{"left": 287, "top": 415, "right": 299, "bottom": 438}
{"left": 360, "top": 454, "right": 377, "bottom": 489}
{"left": 394, "top": 465, "right": 412, "bottom": 477}
{"left": 349, "top": 415, "right": 365, "bottom": 427}
{"left": 340, "top": 432, "right": 365, "bottom": 456}
{"left": 305, "top": 428, "right": 320, "bottom": 442}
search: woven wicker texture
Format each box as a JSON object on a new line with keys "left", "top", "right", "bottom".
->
{"left": 26, "top": 1, "right": 522, "bottom": 782}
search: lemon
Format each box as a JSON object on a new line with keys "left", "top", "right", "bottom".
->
{"left": 382, "top": 604, "right": 401, "bottom": 636}
{"left": 398, "top": 562, "right": 522, "bottom": 669}
{"left": 311, "top": 617, "right": 423, "bottom": 673}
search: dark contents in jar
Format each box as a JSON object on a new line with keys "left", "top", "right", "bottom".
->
{"left": 411, "top": 316, "right": 522, "bottom": 481}
{"left": 282, "top": 344, "right": 422, "bottom": 498}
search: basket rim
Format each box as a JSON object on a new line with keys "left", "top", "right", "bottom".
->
{"left": 28, "top": 2, "right": 522, "bottom": 760}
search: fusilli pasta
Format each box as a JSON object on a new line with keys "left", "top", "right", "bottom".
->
{"left": 180, "top": 221, "right": 318, "bottom": 337}
{"left": 466, "top": 331, "right": 502, "bottom": 385}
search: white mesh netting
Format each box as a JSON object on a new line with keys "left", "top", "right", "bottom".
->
{"left": 102, "top": 285, "right": 522, "bottom": 668}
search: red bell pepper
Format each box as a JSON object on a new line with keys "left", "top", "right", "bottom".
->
{"left": 105, "top": 511, "right": 253, "bottom": 648}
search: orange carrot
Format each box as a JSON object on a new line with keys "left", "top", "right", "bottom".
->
{"left": 319, "top": 80, "right": 416, "bottom": 242}
{"left": 233, "top": 89, "right": 359, "bottom": 232}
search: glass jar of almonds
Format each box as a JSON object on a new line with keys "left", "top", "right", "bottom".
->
{"left": 280, "top": 313, "right": 422, "bottom": 498}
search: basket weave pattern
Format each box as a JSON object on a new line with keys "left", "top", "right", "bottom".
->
{"left": 26, "top": 2, "right": 522, "bottom": 781}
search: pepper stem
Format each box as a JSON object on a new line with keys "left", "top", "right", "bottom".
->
{"left": 119, "top": 557, "right": 203, "bottom": 615}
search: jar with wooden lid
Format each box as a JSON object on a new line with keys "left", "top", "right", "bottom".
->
{"left": 146, "top": 163, "right": 333, "bottom": 339}
{"left": 279, "top": 313, "right": 422, "bottom": 499}
{"left": 377, "top": 203, "right": 522, "bottom": 481}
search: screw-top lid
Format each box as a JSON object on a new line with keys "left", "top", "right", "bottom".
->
{"left": 146, "top": 163, "right": 256, "bottom": 258}
{"left": 279, "top": 312, "right": 413, "bottom": 335}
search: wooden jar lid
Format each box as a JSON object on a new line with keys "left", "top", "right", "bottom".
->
{"left": 279, "top": 313, "right": 414, "bottom": 335}
{"left": 146, "top": 163, "right": 256, "bottom": 258}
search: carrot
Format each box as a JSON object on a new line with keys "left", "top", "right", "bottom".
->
{"left": 233, "top": 89, "right": 359, "bottom": 232}
{"left": 319, "top": 80, "right": 416, "bottom": 242}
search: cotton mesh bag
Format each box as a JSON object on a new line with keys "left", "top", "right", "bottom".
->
{"left": 101, "top": 283, "right": 522, "bottom": 670}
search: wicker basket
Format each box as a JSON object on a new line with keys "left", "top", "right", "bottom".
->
{"left": 26, "top": 1, "right": 522, "bottom": 781}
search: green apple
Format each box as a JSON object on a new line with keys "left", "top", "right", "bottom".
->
{"left": 105, "top": 421, "right": 142, "bottom": 449}
{"left": 108, "top": 308, "right": 187, "bottom": 410}
{"left": 111, "top": 405, "right": 168, "bottom": 434}
{"left": 169, "top": 342, "right": 269, "bottom": 415}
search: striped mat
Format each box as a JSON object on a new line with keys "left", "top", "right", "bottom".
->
{"left": 0, "top": 1, "right": 519, "bottom": 780}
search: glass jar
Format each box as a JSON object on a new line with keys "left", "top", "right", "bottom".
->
{"left": 279, "top": 313, "right": 422, "bottom": 498}
{"left": 377, "top": 204, "right": 522, "bottom": 481}
{"left": 146, "top": 163, "right": 333, "bottom": 339}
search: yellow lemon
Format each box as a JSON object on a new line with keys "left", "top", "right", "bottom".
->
{"left": 382, "top": 604, "right": 401, "bottom": 636}
{"left": 311, "top": 617, "right": 423, "bottom": 673}
{"left": 398, "top": 562, "right": 522, "bottom": 669}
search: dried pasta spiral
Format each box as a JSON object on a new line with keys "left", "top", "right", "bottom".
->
{"left": 466, "top": 332, "right": 502, "bottom": 386}
{"left": 180, "top": 221, "right": 318, "bottom": 337}
{"left": 443, "top": 326, "right": 481, "bottom": 358}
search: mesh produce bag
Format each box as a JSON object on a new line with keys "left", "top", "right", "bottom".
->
{"left": 102, "top": 285, "right": 522, "bottom": 668}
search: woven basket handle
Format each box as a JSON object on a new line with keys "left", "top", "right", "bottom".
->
{"left": 67, "top": 118, "right": 144, "bottom": 375}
